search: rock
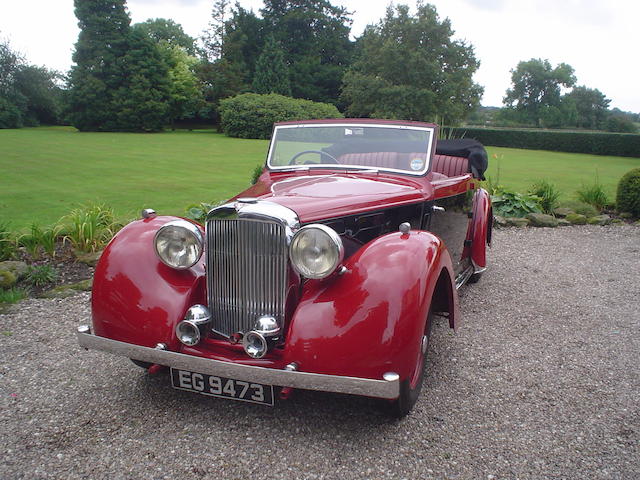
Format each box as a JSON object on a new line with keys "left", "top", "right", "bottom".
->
{"left": 0, "top": 260, "right": 29, "bottom": 279}
{"left": 0, "top": 269, "right": 17, "bottom": 289}
{"left": 565, "top": 213, "right": 587, "bottom": 225}
{"left": 553, "top": 207, "right": 574, "bottom": 218}
{"left": 40, "top": 279, "right": 92, "bottom": 299}
{"left": 75, "top": 250, "right": 103, "bottom": 266}
{"left": 619, "top": 212, "right": 634, "bottom": 220}
{"left": 611, "top": 219, "right": 625, "bottom": 225}
{"left": 557, "top": 219, "right": 572, "bottom": 227}
{"left": 587, "top": 214, "right": 612, "bottom": 226}
{"left": 506, "top": 217, "right": 530, "bottom": 227}
{"left": 493, "top": 215, "right": 508, "bottom": 227}
{"left": 526, "top": 213, "right": 559, "bottom": 227}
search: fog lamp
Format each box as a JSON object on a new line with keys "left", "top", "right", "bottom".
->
{"left": 176, "top": 304, "right": 211, "bottom": 346}
{"left": 243, "top": 331, "right": 268, "bottom": 359}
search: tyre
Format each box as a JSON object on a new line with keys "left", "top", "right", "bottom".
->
{"left": 467, "top": 271, "right": 482, "bottom": 283}
{"left": 130, "top": 359, "right": 153, "bottom": 369}
{"left": 388, "top": 310, "right": 434, "bottom": 418}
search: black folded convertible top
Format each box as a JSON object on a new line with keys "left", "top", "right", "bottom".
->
{"left": 435, "top": 138, "right": 488, "bottom": 180}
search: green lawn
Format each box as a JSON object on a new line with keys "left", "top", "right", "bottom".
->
{"left": 484, "top": 147, "right": 639, "bottom": 202}
{"left": 0, "top": 127, "right": 638, "bottom": 230}
{"left": 0, "top": 127, "right": 268, "bottom": 230}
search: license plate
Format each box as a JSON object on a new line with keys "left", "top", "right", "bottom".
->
{"left": 170, "top": 369, "right": 274, "bottom": 406}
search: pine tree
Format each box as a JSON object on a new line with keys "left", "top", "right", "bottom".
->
{"left": 67, "top": 0, "right": 131, "bottom": 131}
{"left": 114, "top": 29, "right": 171, "bottom": 131}
{"left": 252, "top": 36, "right": 291, "bottom": 96}
{"left": 68, "top": 0, "right": 171, "bottom": 131}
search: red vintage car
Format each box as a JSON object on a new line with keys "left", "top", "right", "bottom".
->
{"left": 77, "top": 119, "right": 492, "bottom": 417}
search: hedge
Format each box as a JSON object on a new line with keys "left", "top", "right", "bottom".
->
{"left": 219, "top": 93, "right": 343, "bottom": 140}
{"left": 451, "top": 127, "right": 640, "bottom": 158}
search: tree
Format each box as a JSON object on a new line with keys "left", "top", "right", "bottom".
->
{"left": 503, "top": 58, "right": 576, "bottom": 127}
{"left": 159, "top": 43, "right": 204, "bottom": 128}
{"left": 114, "top": 29, "right": 171, "bottom": 131}
{"left": 201, "top": 0, "right": 230, "bottom": 62}
{"left": 0, "top": 37, "right": 62, "bottom": 127}
{"left": 341, "top": 3, "right": 482, "bottom": 124}
{"left": 252, "top": 35, "right": 291, "bottom": 96}
{"left": 13, "top": 65, "right": 63, "bottom": 125}
{"left": 565, "top": 86, "right": 610, "bottom": 129}
{"left": 133, "top": 18, "right": 198, "bottom": 56}
{"left": 68, "top": 0, "right": 170, "bottom": 131}
{"left": 0, "top": 37, "right": 26, "bottom": 128}
{"left": 261, "top": 0, "right": 353, "bottom": 104}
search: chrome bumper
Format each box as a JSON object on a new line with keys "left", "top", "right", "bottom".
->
{"left": 77, "top": 327, "right": 400, "bottom": 400}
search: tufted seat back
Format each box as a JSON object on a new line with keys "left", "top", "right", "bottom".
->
{"left": 338, "top": 152, "right": 399, "bottom": 169}
{"left": 431, "top": 154, "right": 469, "bottom": 177}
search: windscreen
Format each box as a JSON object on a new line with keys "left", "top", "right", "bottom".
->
{"left": 268, "top": 124, "right": 435, "bottom": 175}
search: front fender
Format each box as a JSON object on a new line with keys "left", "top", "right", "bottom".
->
{"left": 91, "top": 216, "right": 206, "bottom": 350}
{"left": 283, "top": 230, "right": 458, "bottom": 382}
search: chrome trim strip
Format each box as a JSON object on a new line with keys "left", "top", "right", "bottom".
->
{"left": 455, "top": 265, "right": 474, "bottom": 290}
{"left": 77, "top": 331, "right": 400, "bottom": 399}
{"left": 267, "top": 123, "right": 436, "bottom": 177}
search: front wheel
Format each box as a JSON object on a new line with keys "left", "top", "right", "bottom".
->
{"left": 388, "top": 310, "right": 434, "bottom": 418}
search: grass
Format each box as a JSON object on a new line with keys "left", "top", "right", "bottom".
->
{"left": 0, "top": 126, "right": 268, "bottom": 229}
{"left": 485, "top": 147, "right": 639, "bottom": 204}
{"left": 1, "top": 127, "right": 638, "bottom": 230}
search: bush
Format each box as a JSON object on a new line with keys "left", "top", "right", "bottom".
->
{"left": 62, "top": 203, "right": 121, "bottom": 253}
{"left": 576, "top": 180, "right": 608, "bottom": 211}
{"left": 451, "top": 127, "right": 640, "bottom": 158}
{"left": 24, "top": 265, "right": 58, "bottom": 287}
{"left": 616, "top": 168, "right": 640, "bottom": 217}
{"left": 562, "top": 200, "right": 599, "bottom": 218}
{"left": 0, "top": 222, "right": 17, "bottom": 261}
{"left": 529, "top": 179, "right": 560, "bottom": 214}
{"left": 219, "top": 93, "right": 342, "bottom": 140}
{"left": 491, "top": 188, "right": 542, "bottom": 217}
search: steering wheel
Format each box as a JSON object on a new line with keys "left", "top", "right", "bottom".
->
{"left": 288, "top": 150, "right": 339, "bottom": 165}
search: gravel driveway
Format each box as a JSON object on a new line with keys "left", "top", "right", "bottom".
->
{"left": 1, "top": 225, "right": 639, "bottom": 479}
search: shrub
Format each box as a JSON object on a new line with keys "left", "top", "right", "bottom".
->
{"left": 0, "top": 286, "right": 28, "bottom": 304}
{"left": 616, "top": 168, "right": 640, "bottom": 217}
{"left": 251, "top": 164, "right": 264, "bottom": 185}
{"left": 0, "top": 287, "right": 29, "bottom": 303}
{"left": 451, "top": 127, "right": 640, "bottom": 158}
{"left": 63, "top": 203, "right": 120, "bottom": 253}
{"left": 0, "top": 222, "right": 17, "bottom": 261}
{"left": 563, "top": 200, "right": 599, "bottom": 218}
{"left": 576, "top": 179, "right": 608, "bottom": 211}
{"left": 185, "top": 202, "right": 220, "bottom": 225}
{"left": 24, "top": 265, "right": 58, "bottom": 287}
{"left": 491, "top": 188, "right": 542, "bottom": 217}
{"left": 219, "top": 93, "right": 342, "bottom": 140}
{"left": 529, "top": 179, "right": 560, "bottom": 214}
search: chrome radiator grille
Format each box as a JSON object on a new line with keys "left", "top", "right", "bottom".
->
{"left": 206, "top": 218, "right": 288, "bottom": 338}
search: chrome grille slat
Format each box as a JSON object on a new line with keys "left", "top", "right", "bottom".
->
{"left": 206, "top": 218, "right": 288, "bottom": 338}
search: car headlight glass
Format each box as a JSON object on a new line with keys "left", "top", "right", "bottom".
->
{"left": 289, "top": 224, "right": 344, "bottom": 279}
{"left": 154, "top": 220, "right": 203, "bottom": 269}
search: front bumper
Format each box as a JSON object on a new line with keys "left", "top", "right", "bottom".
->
{"left": 77, "top": 326, "right": 400, "bottom": 400}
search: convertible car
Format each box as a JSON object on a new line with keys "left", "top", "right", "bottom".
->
{"left": 77, "top": 119, "right": 492, "bottom": 417}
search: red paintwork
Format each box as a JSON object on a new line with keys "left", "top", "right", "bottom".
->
{"left": 471, "top": 188, "right": 492, "bottom": 269}
{"left": 89, "top": 125, "right": 489, "bottom": 388}
{"left": 235, "top": 172, "right": 432, "bottom": 223}
{"left": 91, "top": 216, "right": 206, "bottom": 351}
{"left": 283, "top": 230, "right": 458, "bottom": 382}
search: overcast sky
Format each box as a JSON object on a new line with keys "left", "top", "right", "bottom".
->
{"left": 1, "top": 0, "right": 638, "bottom": 112}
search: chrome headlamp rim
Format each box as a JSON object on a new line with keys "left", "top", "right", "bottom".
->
{"left": 289, "top": 224, "right": 344, "bottom": 280}
{"left": 154, "top": 219, "right": 204, "bottom": 270}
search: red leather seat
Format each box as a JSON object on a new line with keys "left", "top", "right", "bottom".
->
{"left": 431, "top": 154, "right": 469, "bottom": 177}
{"left": 338, "top": 152, "right": 399, "bottom": 169}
